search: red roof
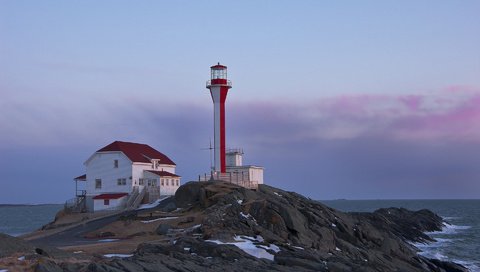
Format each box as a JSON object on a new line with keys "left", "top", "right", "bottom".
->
{"left": 211, "top": 63, "right": 227, "bottom": 69}
{"left": 93, "top": 193, "right": 128, "bottom": 200}
{"left": 97, "top": 141, "right": 175, "bottom": 165}
{"left": 74, "top": 174, "right": 86, "bottom": 181}
{"left": 146, "top": 170, "right": 180, "bottom": 177}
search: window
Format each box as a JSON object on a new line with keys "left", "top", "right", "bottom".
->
{"left": 148, "top": 179, "right": 156, "bottom": 186}
{"left": 139, "top": 178, "right": 144, "bottom": 185}
{"left": 176, "top": 180, "right": 179, "bottom": 186}
{"left": 104, "top": 199, "right": 110, "bottom": 205}
{"left": 117, "top": 178, "right": 126, "bottom": 185}
{"left": 161, "top": 179, "right": 164, "bottom": 186}
{"left": 114, "top": 160, "right": 118, "bottom": 168}
{"left": 95, "top": 179, "right": 102, "bottom": 189}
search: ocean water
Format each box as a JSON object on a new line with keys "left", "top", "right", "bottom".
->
{"left": 0, "top": 204, "right": 63, "bottom": 236}
{"left": 321, "top": 199, "right": 480, "bottom": 272}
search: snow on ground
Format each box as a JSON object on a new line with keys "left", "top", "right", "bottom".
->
{"left": 137, "top": 196, "right": 170, "bottom": 210}
{"left": 141, "top": 217, "right": 178, "bottom": 223}
{"left": 98, "top": 239, "right": 119, "bottom": 242}
{"left": 103, "top": 254, "right": 133, "bottom": 258}
{"left": 331, "top": 223, "right": 337, "bottom": 227}
{"left": 237, "top": 199, "right": 243, "bottom": 204}
{"left": 292, "top": 246, "right": 304, "bottom": 250}
{"left": 17, "top": 256, "right": 25, "bottom": 261}
{"left": 206, "top": 235, "right": 279, "bottom": 261}
{"left": 273, "top": 192, "right": 283, "bottom": 197}
{"left": 240, "top": 212, "right": 258, "bottom": 224}
{"left": 0, "top": 269, "right": 9, "bottom": 272}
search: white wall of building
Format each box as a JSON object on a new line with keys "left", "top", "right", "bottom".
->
{"left": 93, "top": 196, "right": 127, "bottom": 211}
{"left": 249, "top": 167, "right": 264, "bottom": 184}
{"left": 226, "top": 152, "right": 243, "bottom": 167}
{"left": 143, "top": 171, "right": 180, "bottom": 196}
{"left": 226, "top": 165, "right": 264, "bottom": 184}
{"left": 132, "top": 163, "right": 176, "bottom": 187}
{"left": 85, "top": 152, "right": 133, "bottom": 196}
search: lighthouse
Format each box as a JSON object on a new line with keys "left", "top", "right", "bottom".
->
{"left": 206, "top": 63, "right": 232, "bottom": 173}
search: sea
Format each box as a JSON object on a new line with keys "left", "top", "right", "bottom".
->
{"left": 0, "top": 201, "right": 478, "bottom": 271}
{"left": 0, "top": 204, "right": 63, "bottom": 237}
{"left": 321, "top": 199, "right": 480, "bottom": 272}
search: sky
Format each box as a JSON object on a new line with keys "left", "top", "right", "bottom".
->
{"left": 1, "top": 1, "right": 479, "bottom": 203}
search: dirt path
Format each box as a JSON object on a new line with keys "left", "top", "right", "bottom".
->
{"left": 30, "top": 196, "right": 174, "bottom": 248}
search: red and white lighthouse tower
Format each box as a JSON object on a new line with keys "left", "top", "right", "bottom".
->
{"left": 206, "top": 63, "right": 232, "bottom": 173}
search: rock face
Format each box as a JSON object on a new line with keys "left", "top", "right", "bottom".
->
{"left": 1, "top": 181, "right": 468, "bottom": 272}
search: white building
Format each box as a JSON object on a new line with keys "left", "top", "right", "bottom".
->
{"left": 71, "top": 141, "right": 181, "bottom": 212}
{"left": 225, "top": 149, "right": 264, "bottom": 187}
{"left": 200, "top": 149, "right": 264, "bottom": 189}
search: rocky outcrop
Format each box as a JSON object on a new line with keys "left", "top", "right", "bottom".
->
{"left": 1, "top": 181, "right": 468, "bottom": 272}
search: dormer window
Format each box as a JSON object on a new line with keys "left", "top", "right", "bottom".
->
{"left": 114, "top": 160, "right": 118, "bottom": 168}
{"left": 152, "top": 160, "right": 160, "bottom": 169}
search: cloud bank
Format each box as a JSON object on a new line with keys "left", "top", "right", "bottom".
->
{"left": 1, "top": 86, "right": 479, "bottom": 202}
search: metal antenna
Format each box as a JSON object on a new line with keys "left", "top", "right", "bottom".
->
{"left": 200, "top": 138, "right": 214, "bottom": 172}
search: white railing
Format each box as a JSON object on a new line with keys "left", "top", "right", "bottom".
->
{"left": 198, "top": 172, "right": 258, "bottom": 189}
{"left": 206, "top": 80, "right": 232, "bottom": 88}
{"left": 64, "top": 196, "right": 86, "bottom": 213}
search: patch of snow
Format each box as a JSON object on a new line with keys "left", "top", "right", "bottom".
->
{"left": 239, "top": 212, "right": 258, "bottom": 224}
{"left": 273, "top": 192, "right": 282, "bottom": 197}
{"left": 191, "top": 253, "right": 197, "bottom": 256}
{"left": 98, "top": 239, "right": 119, "bottom": 242}
{"left": 17, "top": 256, "right": 25, "bottom": 261}
{"left": 292, "top": 246, "right": 304, "bottom": 250}
{"left": 103, "top": 254, "right": 133, "bottom": 258}
{"left": 0, "top": 269, "right": 9, "bottom": 272}
{"left": 206, "top": 235, "right": 280, "bottom": 261}
{"left": 335, "top": 247, "right": 341, "bottom": 252}
{"left": 206, "top": 256, "right": 213, "bottom": 259}
{"left": 73, "top": 251, "right": 83, "bottom": 254}
{"left": 141, "top": 217, "right": 178, "bottom": 223}
{"left": 137, "top": 197, "right": 170, "bottom": 210}
{"left": 187, "top": 224, "right": 202, "bottom": 231}
{"left": 183, "top": 247, "right": 190, "bottom": 251}
{"left": 258, "top": 244, "right": 280, "bottom": 253}
{"left": 331, "top": 223, "right": 337, "bottom": 227}
{"left": 237, "top": 199, "right": 243, "bottom": 204}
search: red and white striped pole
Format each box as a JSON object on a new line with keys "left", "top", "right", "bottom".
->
{"left": 206, "top": 63, "right": 232, "bottom": 173}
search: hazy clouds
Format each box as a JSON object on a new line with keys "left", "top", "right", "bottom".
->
{"left": 1, "top": 87, "right": 479, "bottom": 203}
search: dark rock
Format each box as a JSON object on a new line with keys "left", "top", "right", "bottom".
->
{"left": 0, "top": 233, "right": 36, "bottom": 257}
{"left": 155, "top": 224, "right": 171, "bottom": 235}
{"left": 34, "top": 259, "right": 63, "bottom": 272}
{"left": 15, "top": 182, "right": 467, "bottom": 272}
{"left": 429, "top": 258, "right": 469, "bottom": 272}
{"left": 175, "top": 181, "right": 205, "bottom": 208}
{"left": 35, "top": 247, "right": 51, "bottom": 257}
{"left": 96, "top": 231, "right": 115, "bottom": 238}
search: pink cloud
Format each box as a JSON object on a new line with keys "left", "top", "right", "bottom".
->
{"left": 228, "top": 86, "right": 480, "bottom": 143}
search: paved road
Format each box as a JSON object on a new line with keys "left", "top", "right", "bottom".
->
{"left": 31, "top": 196, "right": 174, "bottom": 247}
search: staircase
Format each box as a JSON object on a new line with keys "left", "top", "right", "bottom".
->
{"left": 125, "top": 186, "right": 146, "bottom": 210}
{"left": 64, "top": 196, "right": 86, "bottom": 213}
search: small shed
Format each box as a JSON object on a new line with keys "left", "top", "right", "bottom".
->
{"left": 92, "top": 193, "right": 128, "bottom": 211}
